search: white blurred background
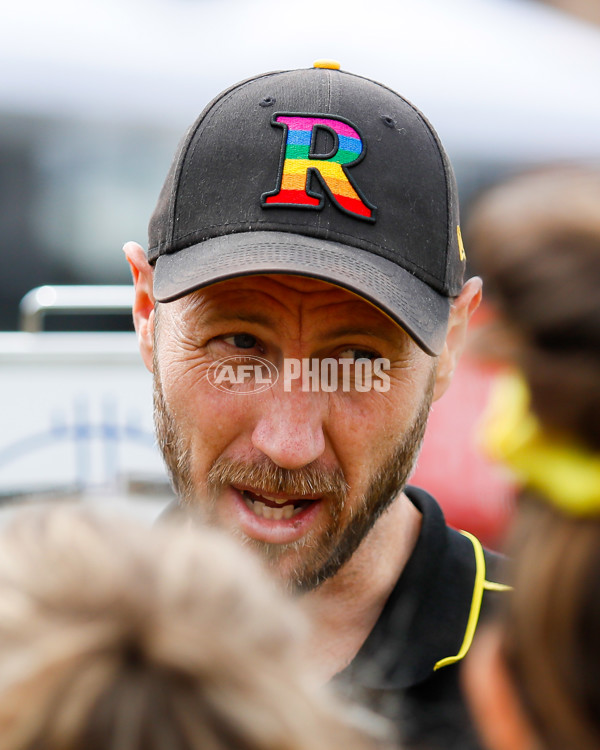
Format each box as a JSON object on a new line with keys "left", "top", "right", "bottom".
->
{"left": 1, "top": 0, "right": 600, "bottom": 328}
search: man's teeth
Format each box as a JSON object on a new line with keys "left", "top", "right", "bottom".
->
{"left": 242, "top": 493, "right": 305, "bottom": 520}
{"left": 255, "top": 492, "right": 291, "bottom": 504}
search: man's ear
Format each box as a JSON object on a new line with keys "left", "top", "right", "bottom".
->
{"left": 123, "top": 241, "right": 155, "bottom": 373}
{"left": 462, "top": 627, "right": 537, "bottom": 750}
{"left": 433, "top": 277, "right": 482, "bottom": 401}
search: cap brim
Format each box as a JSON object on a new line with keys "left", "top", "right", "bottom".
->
{"left": 153, "top": 231, "right": 450, "bottom": 356}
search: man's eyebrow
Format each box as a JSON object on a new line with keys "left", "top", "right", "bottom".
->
{"left": 196, "top": 310, "right": 406, "bottom": 345}
{"left": 321, "top": 325, "right": 405, "bottom": 346}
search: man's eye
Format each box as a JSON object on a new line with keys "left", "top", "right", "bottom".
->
{"left": 338, "top": 348, "right": 378, "bottom": 361}
{"left": 223, "top": 333, "right": 257, "bottom": 349}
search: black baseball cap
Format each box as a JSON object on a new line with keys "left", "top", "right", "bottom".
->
{"left": 148, "top": 61, "right": 466, "bottom": 355}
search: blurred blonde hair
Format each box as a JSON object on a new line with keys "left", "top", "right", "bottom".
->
{"left": 0, "top": 505, "right": 386, "bottom": 750}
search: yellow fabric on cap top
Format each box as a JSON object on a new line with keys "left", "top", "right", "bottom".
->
{"left": 313, "top": 59, "right": 341, "bottom": 70}
{"left": 481, "top": 371, "right": 600, "bottom": 517}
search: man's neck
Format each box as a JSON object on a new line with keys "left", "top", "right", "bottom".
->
{"left": 299, "top": 492, "right": 422, "bottom": 682}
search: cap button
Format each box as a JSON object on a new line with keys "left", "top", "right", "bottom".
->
{"left": 313, "top": 59, "right": 341, "bottom": 70}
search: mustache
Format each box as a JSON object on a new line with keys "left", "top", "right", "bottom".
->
{"left": 207, "top": 456, "right": 348, "bottom": 499}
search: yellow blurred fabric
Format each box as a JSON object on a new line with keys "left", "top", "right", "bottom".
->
{"left": 481, "top": 371, "right": 600, "bottom": 517}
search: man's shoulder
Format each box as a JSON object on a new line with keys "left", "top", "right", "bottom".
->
{"left": 337, "top": 486, "right": 510, "bottom": 749}
{"left": 346, "top": 486, "right": 509, "bottom": 685}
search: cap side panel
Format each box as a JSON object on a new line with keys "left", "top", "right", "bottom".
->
{"left": 334, "top": 70, "right": 465, "bottom": 294}
{"left": 148, "top": 69, "right": 292, "bottom": 259}
{"left": 392, "top": 91, "right": 464, "bottom": 295}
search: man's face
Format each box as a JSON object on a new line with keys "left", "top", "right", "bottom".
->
{"left": 152, "top": 274, "right": 437, "bottom": 591}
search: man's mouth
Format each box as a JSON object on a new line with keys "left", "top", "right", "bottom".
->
{"left": 237, "top": 487, "right": 319, "bottom": 521}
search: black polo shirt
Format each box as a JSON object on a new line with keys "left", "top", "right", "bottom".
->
{"left": 335, "top": 486, "right": 510, "bottom": 750}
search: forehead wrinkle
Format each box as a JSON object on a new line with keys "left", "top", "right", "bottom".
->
{"left": 176, "top": 280, "right": 355, "bottom": 329}
{"left": 172, "top": 276, "right": 406, "bottom": 347}
{"left": 195, "top": 310, "right": 274, "bottom": 329}
{"left": 183, "top": 284, "right": 304, "bottom": 320}
{"left": 212, "top": 274, "right": 367, "bottom": 313}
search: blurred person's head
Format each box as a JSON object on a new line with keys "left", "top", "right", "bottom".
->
{"left": 461, "top": 165, "right": 600, "bottom": 750}
{"left": 467, "top": 165, "right": 600, "bottom": 448}
{"left": 539, "top": 0, "right": 600, "bottom": 27}
{"left": 0, "top": 505, "right": 387, "bottom": 750}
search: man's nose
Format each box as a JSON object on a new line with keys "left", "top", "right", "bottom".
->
{"left": 251, "top": 391, "right": 326, "bottom": 470}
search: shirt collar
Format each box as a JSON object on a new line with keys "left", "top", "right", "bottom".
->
{"left": 336, "top": 486, "right": 479, "bottom": 689}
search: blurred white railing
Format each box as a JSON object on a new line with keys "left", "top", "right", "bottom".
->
{"left": 19, "top": 285, "right": 135, "bottom": 332}
{"left": 1, "top": 287, "right": 171, "bottom": 516}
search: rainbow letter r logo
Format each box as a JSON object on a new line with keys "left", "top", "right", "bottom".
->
{"left": 262, "top": 114, "right": 376, "bottom": 221}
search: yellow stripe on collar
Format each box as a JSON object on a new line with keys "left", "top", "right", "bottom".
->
{"left": 434, "top": 531, "right": 511, "bottom": 671}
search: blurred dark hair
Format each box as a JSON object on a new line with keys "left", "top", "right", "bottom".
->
{"left": 466, "top": 165, "right": 600, "bottom": 750}
{"left": 501, "top": 497, "right": 600, "bottom": 750}
{"left": 467, "top": 165, "right": 600, "bottom": 449}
